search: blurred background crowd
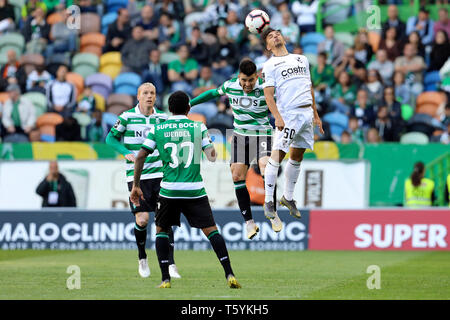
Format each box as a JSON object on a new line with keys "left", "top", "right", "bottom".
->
{"left": 0, "top": 0, "right": 449, "bottom": 145}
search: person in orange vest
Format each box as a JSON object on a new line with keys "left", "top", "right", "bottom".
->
{"left": 404, "top": 161, "right": 435, "bottom": 208}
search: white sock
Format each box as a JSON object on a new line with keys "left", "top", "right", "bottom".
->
{"left": 284, "top": 159, "right": 301, "bottom": 201}
{"left": 264, "top": 158, "right": 280, "bottom": 203}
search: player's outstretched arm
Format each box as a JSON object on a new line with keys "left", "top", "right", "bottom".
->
{"left": 190, "top": 89, "right": 221, "bottom": 106}
{"left": 204, "top": 146, "right": 217, "bottom": 162}
{"left": 130, "top": 147, "right": 151, "bottom": 206}
{"left": 263, "top": 86, "right": 285, "bottom": 130}
{"left": 105, "top": 132, "right": 135, "bottom": 162}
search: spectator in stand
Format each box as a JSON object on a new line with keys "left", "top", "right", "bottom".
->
{"left": 167, "top": 44, "right": 198, "bottom": 96}
{"left": 1, "top": 84, "right": 36, "bottom": 142}
{"left": 157, "top": 11, "right": 185, "bottom": 53}
{"left": 393, "top": 70, "right": 411, "bottom": 105}
{"left": 23, "top": 7, "right": 50, "bottom": 54}
{"left": 86, "top": 109, "right": 105, "bottom": 142}
{"left": 428, "top": 30, "right": 450, "bottom": 72}
{"left": 104, "top": 8, "right": 132, "bottom": 53}
{"left": 36, "top": 161, "right": 77, "bottom": 208}
{"left": 154, "top": 0, "right": 185, "bottom": 21}
{"left": 21, "top": 0, "right": 46, "bottom": 22}
{"left": 226, "top": 10, "right": 245, "bottom": 45}
{"left": 340, "top": 130, "right": 352, "bottom": 144}
{"left": 395, "top": 43, "right": 426, "bottom": 106}
{"left": 406, "top": 6, "right": 434, "bottom": 46}
{"left": 348, "top": 115, "right": 365, "bottom": 143}
{"left": 330, "top": 71, "right": 357, "bottom": 115}
{"left": 142, "top": 49, "right": 169, "bottom": 105}
{"left": 312, "top": 52, "right": 335, "bottom": 115}
{"left": 190, "top": 66, "right": 218, "bottom": 122}
{"left": 55, "top": 116, "right": 82, "bottom": 141}
{"left": 203, "top": 0, "right": 240, "bottom": 34}
{"left": 374, "top": 105, "right": 399, "bottom": 142}
{"left": 121, "top": 25, "right": 157, "bottom": 74}
{"left": 46, "top": 65, "right": 77, "bottom": 118}
{"left": 382, "top": 4, "right": 406, "bottom": 40}
{"left": 318, "top": 25, "right": 346, "bottom": 67}
{"left": 76, "top": 86, "right": 96, "bottom": 114}
{"left": 361, "top": 69, "right": 385, "bottom": 107}
{"left": 275, "top": 10, "right": 300, "bottom": 53}
{"left": 434, "top": 7, "right": 450, "bottom": 38}
{"left": 351, "top": 89, "right": 376, "bottom": 128}
{"left": 368, "top": 49, "right": 394, "bottom": 86}
{"left": 406, "top": 31, "right": 425, "bottom": 58}
{"left": 78, "top": 0, "right": 97, "bottom": 14}
{"left": 0, "top": 50, "right": 27, "bottom": 93}
{"left": 26, "top": 63, "right": 52, "bottom": 93}
{"left": 0, "top": 0, "right": 16, "bottom": 33}
{"left": 135, "top": 5, "right": 159, "bottom": 42}
{"left": 333, "top": 47, "right": 366, "bottom": 81}
{"left": 383, "top": 86, "right": 403, "bottom": 122}
{"left": 366, "top": 127, "right": 381, "bottom": 143}
{"left": 379, "top": 27, "right": 403, "bottom": 62}
{"left": 45, "top": 9, "right": 78, "bottom": 57}
{"left": 354, "top": 29, "right": 373, "bottom": 65}
{"left": 209, "top": 25, "right": 238, "bottom": 83}
{"left": 291, "top": 0, "right": 319, "bottom": 33}
{"left": 187, "top": 26, "right": 209, "bottom": 67}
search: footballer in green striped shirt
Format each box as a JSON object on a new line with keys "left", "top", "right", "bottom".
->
{"left": 106, "top": 82, "right": 181, "bottom": 279}
{"left": 131, "top": 91, "right": 241, "bottom": 289}
{"left": 190, "top": 59, "right": 276, "bottom": 240}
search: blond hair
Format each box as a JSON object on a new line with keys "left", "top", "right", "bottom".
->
{"left": 137, "top": 82, "right": 156, "bottom": 97}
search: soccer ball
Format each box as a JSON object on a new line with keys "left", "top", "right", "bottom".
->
{"left": 245, "top": 9, "right": 270, "bottom": 34}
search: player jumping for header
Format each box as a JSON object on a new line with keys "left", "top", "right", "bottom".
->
{"left": 260, "top": 28, "right": 324, "bottom": 229}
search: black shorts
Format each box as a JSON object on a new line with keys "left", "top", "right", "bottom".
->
{"left": 155, "top": 196, "right": 216, "bottom": 229}
{"left": 230, "top": 133, "right": 272, "bottom": 166}
{"left": 127, "top": 178, "right": 162, "bottom": 214}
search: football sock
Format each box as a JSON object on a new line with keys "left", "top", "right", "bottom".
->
{"left": 262, "top": 175, "right": 277, "bottom": 205}
{"left": 168, "top": 227, "right": 175, "bottom": 265}
{"left": 134, "top": 223, "right": 147, "bottom": 260}
{"left": 208, "top": 230, "right": 234, "bottom": 278}
{"left": 264, "top": 158, "right": 280, "bottom": 203}
{"left": 155, "top": 232, "right": 171, "bottom": 281}
{"left": 284, "top": 159, "right": 301, "bottom": 201}
{"left": 234, "top": 181, "right": 253, "bottom": 221}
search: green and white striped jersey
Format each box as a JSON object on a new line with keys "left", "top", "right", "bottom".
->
{"left": 217, "top": 77, "right": 272, "bottom": 136}
{"left": 141, "top": 115, "right": 213, "bottom": 199}
{"left": 110, "top": 105, "right": 168, "bottom": 182}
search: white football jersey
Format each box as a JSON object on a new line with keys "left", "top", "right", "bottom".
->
{"left": 262, "top": 53, "right": 313, "bottom": 115}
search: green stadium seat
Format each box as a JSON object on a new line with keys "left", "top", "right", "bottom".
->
{"left": 72, "top": 53, "right": 100, "bottom": 78}
{"left": 0, "top": 32, "right": 25, "bottom": 59}
{"left": 304, "top": 53, "right": 318, "bottom": 67}
{"left": 160, "top": 52, "right": 180, "bottom": 65}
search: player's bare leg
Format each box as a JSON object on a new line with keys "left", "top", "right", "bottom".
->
{"left": 264, "top": 150, "right": 284, "bottom": 232}
{"left": 279, "top": 147, "right": 304, "bottom": 218}
{"left": 135, "top": 212, "right": 150, "bottom": 278}
{"left": 231, "top": 163, "right": 259, "bottom": 239}
{"left": 202, "top": 226, "right": 241, "bottom": 288}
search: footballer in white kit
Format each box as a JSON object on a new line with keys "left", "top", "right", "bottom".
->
{"left": 261, "top": 28, "right": 324, "bottom": 230}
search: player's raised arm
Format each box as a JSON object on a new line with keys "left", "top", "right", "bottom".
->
{"left": 190, "top": 88, "right": 222, "bottom": 106}
{"left": 201, "top": 123, "right": 217, "bottom": 162}
{"left": 263, "top": 86, "right": 284, "bottom": 131}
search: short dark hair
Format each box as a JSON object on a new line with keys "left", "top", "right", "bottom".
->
{"left": 239, "top": 59, "right": 256, "bottom": 76}
{"left": 261, "top": 27, "right": 278, "bottom": 46}
{"left": 168, "top": 91, "right": 190, "bottom": 115}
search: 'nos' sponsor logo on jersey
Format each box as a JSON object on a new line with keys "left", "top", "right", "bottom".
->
{"left": 280, "top": 66, "right": 308, "bottom": 79}
{"left": 230, "top": 97, "right": 259, "bottom": 108}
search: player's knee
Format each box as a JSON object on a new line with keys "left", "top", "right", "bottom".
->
{"left": 232, "top": 172, "right": 246, "bottom": 182}
{"left": 136, "top": 215, "right": 149, "bottom": 227}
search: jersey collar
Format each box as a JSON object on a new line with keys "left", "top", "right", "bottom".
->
{"left": 168, "top": 115, "right": 188, "bottom": 120}
{"left": 135, "top": 104, "right": 156, "bottom": 116}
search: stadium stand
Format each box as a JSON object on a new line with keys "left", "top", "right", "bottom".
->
{"left": 0, "top": 0, "right": 448, "bottom": 148}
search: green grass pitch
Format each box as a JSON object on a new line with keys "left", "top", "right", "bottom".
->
{"left": 0, "top": 250, "right": 449, "bottom": 300}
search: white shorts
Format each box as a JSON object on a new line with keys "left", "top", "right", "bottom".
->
{"left": 272, "top": 108, "right": 314, "bottom": 153}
